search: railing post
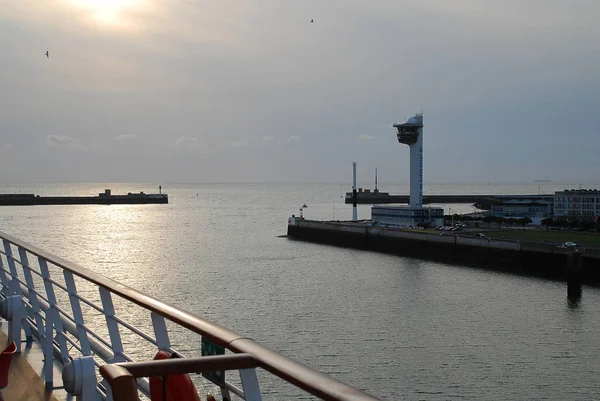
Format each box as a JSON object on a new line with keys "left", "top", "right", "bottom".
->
{"left": 39, "top": 258, "right": 71, "bottom": 365}
{"left": 0, "top": 252, "right": 9, "bottom": 294}
{"left": 39, "top": 257, "right": 69, "bottom": 389}
{"left": 99, "top": 287, "right": 125, "bottom": 363}
{"left": 239, "top": 368, "right": 263, "bottom": 401}
{"left": 19, "top": 247, "right": 46, "bottom": 346}
{"left": 3, "top": 240, "right": 22, "bottom": 297}
{"left": 63, "top": 270, "right": 92, "bottom": 356}
{"left": 2, "top": 240, "right": 33, "bottom": 341}
{"left": 44, "top": 309, "right": 56, "bottom": 388}
{"left": 221, "top": 385, "right": 232, "bottom": 401}
{"left": 151, "top": 312, "right": 170, "bottom": 351}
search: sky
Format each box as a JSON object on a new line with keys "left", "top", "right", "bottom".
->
{"left": 1, "top": 0, "right": 599, "bottom": 184}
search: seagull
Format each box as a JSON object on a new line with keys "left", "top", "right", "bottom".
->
{"left": 45, "top": 51, "right": 49, "bottom": 58}
{"left": 310, "top": 19, "right": 314, "bottom": 23}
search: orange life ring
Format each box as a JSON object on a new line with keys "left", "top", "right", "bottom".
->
{"left": 149, "top": 351, "right": 201, "bottom": 401}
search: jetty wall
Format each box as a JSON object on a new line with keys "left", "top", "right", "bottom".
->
{"left": 344, "top": 193, "right": 554, "bottom": 207}
{"left": 0, "top": 194, "right": 168, "bottom": 206}
{"left": 287, "top": 220, "right": 600, "bottom": 283}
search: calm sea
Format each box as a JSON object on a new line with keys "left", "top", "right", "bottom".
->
{"left": 1, "top": 182, "right": 600, "bottom": 400}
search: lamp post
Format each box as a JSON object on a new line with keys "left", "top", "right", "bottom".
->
{"left": 299, "top": 204, "right": 308, "bottom": 220}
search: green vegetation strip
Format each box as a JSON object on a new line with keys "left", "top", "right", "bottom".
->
{"left": 485, "top": 230, "right": 600, "bottom": 247}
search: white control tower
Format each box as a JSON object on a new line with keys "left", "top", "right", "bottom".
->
{"left": 393, "top": 113, "right": 423, "bottom": 209}
{"left": 369, "top": 113, "right": 443, "bottom": 228}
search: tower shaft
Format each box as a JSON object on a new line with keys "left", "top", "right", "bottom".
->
{"left": 393, "top": 114, "right": 424, "bottom": 208}
{"left": 408, "top": 133, "right": 423, "bottom": 208}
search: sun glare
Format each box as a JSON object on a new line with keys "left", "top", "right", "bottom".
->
{"left": 66, "top": 0, "right": 144, "bottom": 27}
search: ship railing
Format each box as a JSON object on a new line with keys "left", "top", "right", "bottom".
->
{"left": 0, "top": 230, "right": 379, "bottom": 401}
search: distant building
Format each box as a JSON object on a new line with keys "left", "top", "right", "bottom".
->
{"left": 372, "top": 205, "right": 444, "bottom": 227}
{"left": 491, "top": 199, "right": 552, "bottom": 225}
{"left": 554, "top": 189, "right": 600, "bottom": 220}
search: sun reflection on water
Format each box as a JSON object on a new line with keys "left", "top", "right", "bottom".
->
{"left": 57, "top": 205, "right": 163, "bottom": 281}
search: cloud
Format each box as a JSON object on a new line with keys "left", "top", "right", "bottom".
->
{"left": 260, "top": 135, "right": 280, "bottom": 147}
{"left": 287, "top": 135, "right": 301, "bottom": 142}
{"left": 221, "top": 140, "right": 249, "bottom": 148}
{"left": 261, "top": 135, "right": 278, "bottom": 143}
{"left": 359, "top": 134, "right": 377, "bottom": 141}
{"left": 170, "top": 136, "right": 206, "bottom": 152}
{"left": 46, "top": 135, "right": 88, "bottom": 151}
{"left": 114, "top": 134, "right": 136, "bottom": 141}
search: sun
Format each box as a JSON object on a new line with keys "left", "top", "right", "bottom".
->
{"left": 65, "top": 0, "right": 144, "bottom": 27}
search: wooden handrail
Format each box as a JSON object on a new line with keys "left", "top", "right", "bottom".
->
{"left": 112, "top": 354, "right": 258, "bottom": 377}
{"left": 99, "top": 365, "right": 139, "bottom": 401}
{"left": 101, "top": 355, "right": 259, "bottom": 401}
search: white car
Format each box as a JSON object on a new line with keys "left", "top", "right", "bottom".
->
{"left": 563, "top": 241, "right": 579, "bottom": 247}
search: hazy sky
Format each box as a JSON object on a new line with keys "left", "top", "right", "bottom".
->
{"left": 1, "top": 0, "right": 599, "bottom": 184}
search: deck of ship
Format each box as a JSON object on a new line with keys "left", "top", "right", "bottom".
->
{"left": 0, "top": 329, "right": 64, "bottom": 401}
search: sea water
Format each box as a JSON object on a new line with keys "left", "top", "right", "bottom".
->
{"left": 1, "top": 182, "right": 599, "bottom": 400}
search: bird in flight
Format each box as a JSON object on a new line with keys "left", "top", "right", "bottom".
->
{"left": 45, "top": 51, "right": 49, "bottom": 58}
{"left": 310, "top": 19, "right": 314, "bottom": 23}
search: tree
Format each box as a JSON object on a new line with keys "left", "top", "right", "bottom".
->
{"left": 555, "top": 218, "right": 568, "bottom": 228}
{"left": 491, "top": 215, "right": 504, "bottom": 229}
{"left": 518, "top": 217, "right": 532, "bottom": 229}
{"left": 582, "top": 220, "right": 595, "bottom": 231}
{"left": 541, "top": 218, "right": 554, "bottom": 231}
{"left": 568, "top": 218, "right": 580, "bottom": 229}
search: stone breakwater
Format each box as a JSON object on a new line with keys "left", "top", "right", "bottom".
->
{"left": 287, "top": 220, "right": 600, "bottom": 283}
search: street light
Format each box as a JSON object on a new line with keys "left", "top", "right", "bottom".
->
{"left": 299, "top": 204, "right": 308, "bottom": 219}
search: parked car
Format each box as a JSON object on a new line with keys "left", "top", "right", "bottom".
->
{"left": 563, "top": 241, "right": 579, "bottom": 247}
{"left": 477, "top": 233, "right": 490, "bottom": 239}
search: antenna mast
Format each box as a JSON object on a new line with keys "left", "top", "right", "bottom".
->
{"left": 352, "top": 162, "right": 358, "bottom": 221}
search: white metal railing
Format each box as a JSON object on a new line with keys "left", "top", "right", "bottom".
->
{"left": 0, "top": 230, "right": 379, "bottom": 401}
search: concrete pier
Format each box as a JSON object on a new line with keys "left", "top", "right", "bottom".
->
{"left": 344, "top": 193, "right": 554, "bottom": 208}
{"left": 0, "top": 190, "right": 168, "bottom": 206}
{"left": 287, "top": 219, "right": 600, "bottom": 283}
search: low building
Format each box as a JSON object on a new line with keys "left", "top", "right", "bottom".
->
{"left": 554, "top": 189, "right": 600, "bottom": 220}
{"left": 491, "top": 199, "right": 552, "bottom": 225}
{"left": 371, "top": 205, "right": 444, "bottom": 227}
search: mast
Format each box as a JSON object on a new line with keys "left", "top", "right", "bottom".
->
{"left": 375, "top": 167, "right": 378, "bottom": 192}
{"left": 352, "top": 162, "right": 358, "bottom": 221}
